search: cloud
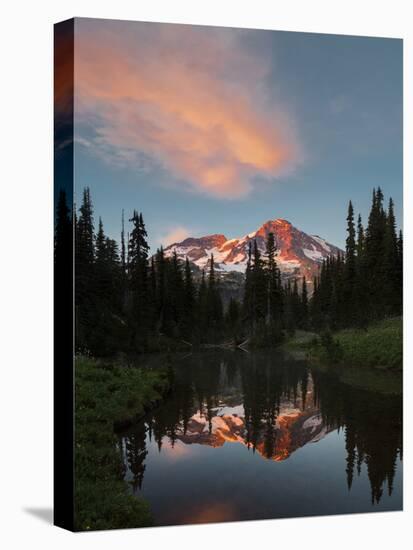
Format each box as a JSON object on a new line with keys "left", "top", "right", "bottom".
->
{"left": 159, "top": 226, "right": 192, "bottom": 247}
{"left": 74, "top": 19, "right": 301, "bottom": 198}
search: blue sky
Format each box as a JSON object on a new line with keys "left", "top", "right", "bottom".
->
{"left": 73, "top": 19, "right": 402, "bottom": 250}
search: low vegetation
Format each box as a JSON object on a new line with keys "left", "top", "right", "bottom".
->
{"left": 307, "top": 318, "right": 402, "bottom": 371}
{"left": 74, "top": 356, "right": 172, "bottom": 531}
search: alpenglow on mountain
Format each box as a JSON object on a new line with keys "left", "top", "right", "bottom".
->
{"left": 163, "top": 219, "right": 342, "bottom": 282}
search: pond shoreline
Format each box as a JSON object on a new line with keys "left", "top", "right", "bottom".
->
{"left": 74, "top": 357, "right": 172, "bottom": 531}
{"left": 283, "top": 318, "right": 402, "bottom": 373}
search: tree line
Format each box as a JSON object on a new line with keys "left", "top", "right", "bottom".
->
{"left": 311, "top": 187, "right": 402, "bottom": 330}
{"left": 54, "top": 186, "right": 402, "bottom": 355}
{"left": 56, "top": 187, "right": 227, "bottom": 354}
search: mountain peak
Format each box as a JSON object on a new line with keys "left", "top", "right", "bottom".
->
{"left": 273, "top": 218, "right": 292, "bottom": 225}
{"left": 163, "top": 218, "right": 343, "bottom": 282}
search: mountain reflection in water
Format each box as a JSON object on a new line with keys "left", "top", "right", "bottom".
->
{"left": 119, "top": 351, "right": 402, "bottom": 525}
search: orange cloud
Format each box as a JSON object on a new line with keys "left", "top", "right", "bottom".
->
{"left": 74, "top": 19, "right": 301, "bottom": 198}
{"left": 159, "top": 226, "right": 191, "bottom": 247}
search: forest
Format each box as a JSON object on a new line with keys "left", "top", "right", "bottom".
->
{"left": 54, "top": 186, "right": 403, "bottom": 530}
{"left": 54, "top": 186, "right": 402, "bottom": 357}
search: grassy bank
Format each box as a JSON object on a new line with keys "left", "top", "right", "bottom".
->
{"left": 307, "top": 318, "right": 402, "bottom": 372}
{"left": 74, "top": 356, "right": 172, "bottom": 531}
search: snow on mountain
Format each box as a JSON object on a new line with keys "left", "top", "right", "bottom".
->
{"left": 163, "top": 218, "right": 342, "bottom": 282}
{"left": 173, "top": 389, "right": 332, "bottom": 461}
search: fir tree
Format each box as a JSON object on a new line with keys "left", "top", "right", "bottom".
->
{"left": 265, "top": 232, "right": 283, "bottom": 335}
{"left": 291, "top": 278, "right": 301, "bottom": 326}
{"left": 310, "top": 188, "right": 402, "bottom": 331}
{"left": 155, "top": 247, "right": 166, "bottom": 333}
{"left": 251, "top": 240, "right": 267, "bottom": 330}
{"left": 343, "top": 200, "right": 357, "bottom": 325}
{"left": 396, "top": 230, "right": 403, "bottom": 313}
{"left": 181, "top": 258, "right": 196, "bottom": 340}
{"left": 149, "top": 256, "right": 157, "bottom": 331}
{"left": 243, "top": 242, "right": 253, "bottom": 331}
{"left": 364, "top": 187, "right": 387, "bottom": 319}
{"left": 128, "top": 210, "right": 150, "bottom": 350}
{"left": 310, "top": 275, "right": 321, "bottom": 330}
{"left": 356, "top": 214, "right": 364, "bottom": 258}
{"left": 197, "top": 269, "right": 208, "bottom": 342}
{"left": 284, "top": 280, "right": 295, "bottom": 335}
{"left": 169, "top": 250, "right": 184, "bottom": 337}
{"left": 207, "top": 254, "right": 223, "bottom": 340}
{"left": 382, "top": 197, "right": 400, "bottom": 315}
{"left": 301, "top": 276, "right": 309, "bottom": 330}
{"left": 354, "top": 213, "right": 367, "bottom": 327}
{"left": 75, "top": 187, "right": 95, "bottom": 351}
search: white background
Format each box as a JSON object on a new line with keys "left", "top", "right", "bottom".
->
{"left": 0, "top": 1, "right": 411, "bottom": 548}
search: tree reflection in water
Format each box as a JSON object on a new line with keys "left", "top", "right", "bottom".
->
{"left": 119, "top": 351, "right": 402, "bottom": 507}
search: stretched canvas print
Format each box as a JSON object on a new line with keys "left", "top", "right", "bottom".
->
{"left": 54, "top": 17, "right": 403, "bottom": 531}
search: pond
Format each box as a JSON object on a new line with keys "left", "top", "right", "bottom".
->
{"left": 120, "top": 350, "right": 402, "bottom": 526}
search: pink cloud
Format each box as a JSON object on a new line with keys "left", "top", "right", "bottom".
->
{"left": 74, "top": 19, "right": 301, "bottom": 198}
{"left": 159, "top": 226, "right": 191, "bottom": 247}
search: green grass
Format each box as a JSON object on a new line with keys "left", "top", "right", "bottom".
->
{"left": 282, "top": 330, "right": 319, "bottom": 350}
{"left": 309, "top": 318, "right": 403, "bottom": 372}
{"left": 74, "top": 356, "right": 171, "bottom": 531}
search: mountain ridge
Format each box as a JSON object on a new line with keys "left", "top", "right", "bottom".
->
{"left": 164, "top": 218, "right": 343, "bottom": 282}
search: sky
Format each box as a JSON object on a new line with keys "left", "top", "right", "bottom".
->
{"left": 71, "top": 18, "right": 403, "bottom": 250}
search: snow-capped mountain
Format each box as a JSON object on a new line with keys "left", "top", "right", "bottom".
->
{"left": 175, "top": 408, "right": 330, "bottom": 461}
{"left": 173, "top": 389, "right": 332, "bottom": 462}
{"left": 163, "top": 218, "right": 342, "bottom": 281}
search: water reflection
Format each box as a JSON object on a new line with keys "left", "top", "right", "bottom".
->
{"left": 119, "top": 351, "right": 402, "bottom": 524}
{"left": 312, "top": 369, "right": 402, "bottom": 504}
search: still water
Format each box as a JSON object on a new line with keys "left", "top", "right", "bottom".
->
{"left": 120, "top": 351, "right": 402, "bottom": 526}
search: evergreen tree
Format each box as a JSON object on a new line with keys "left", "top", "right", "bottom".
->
{"left": 207, "top": 254, "right": 223, "bottom": 340}
{"left": 356, "top": 214, "right": 365, "bottom": 258}
{"left": 284, "top": 280, "right": 295, "bottom": 335}
{"left": 243, "top": 242, "right": 253, "bottom": 331}
{"left": 343, "top": 200, "right": 357, "bottom": 325}
{"left": 128, "top": 211, "right": 150, "bottom": 350}
{"left": 75, "top": 187, "right": 95, "bottom": 351}
{"left": 148, "top": 255, "right": 157, "bottom": 331}
{"left": 90, "top": 218, "right": 124, "bottom": 354}
{"left": 291, "top": 278, "right": 301, "bottom": 326}
{"left": 168, "top": 250, "right": 184, "bottom": 337}
{"left": 310, "top": 188, "right": 402, "bottom": 331}
{"left": 181, "top": 258, "right": 196, "bottom": 340}
{"left": 382, "top": 197, "right": 399, "bottom": 315}
{"left": 95, "top": 218, "right": 105, "bottom": 264}
{"left": 128, "top": 211, "right": 149, "bottom": 266}
{"left": 310, "top": 275, "right": 322, "bottom": 330}
{"left": 251, "top": 240, "right": 267, "bottom": 331}
{"left": 155, "top": 246, "right": 167, "bottom": 333}
{"left": 265, "top": 232, "right": 283, "bottom": 336}
{"left": 396, "top": 230, "right": 403, "bottom": 313}
{"left": 364, "top": 187, "right": 387, "bottom": 320}
{"left": 120, "top": 209, "right": 127, "bottom": 307}
{"left": 197, "top": 269, "right": 208, "bottom": 342}
{"left": 354, "top": 213, "right": 368, "bottom": 327}
{"left": 300, "top": 276, "right": 309, "bottom": 330}
{"left": 76, "top": 188, "right": 94, "bottom": 267}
